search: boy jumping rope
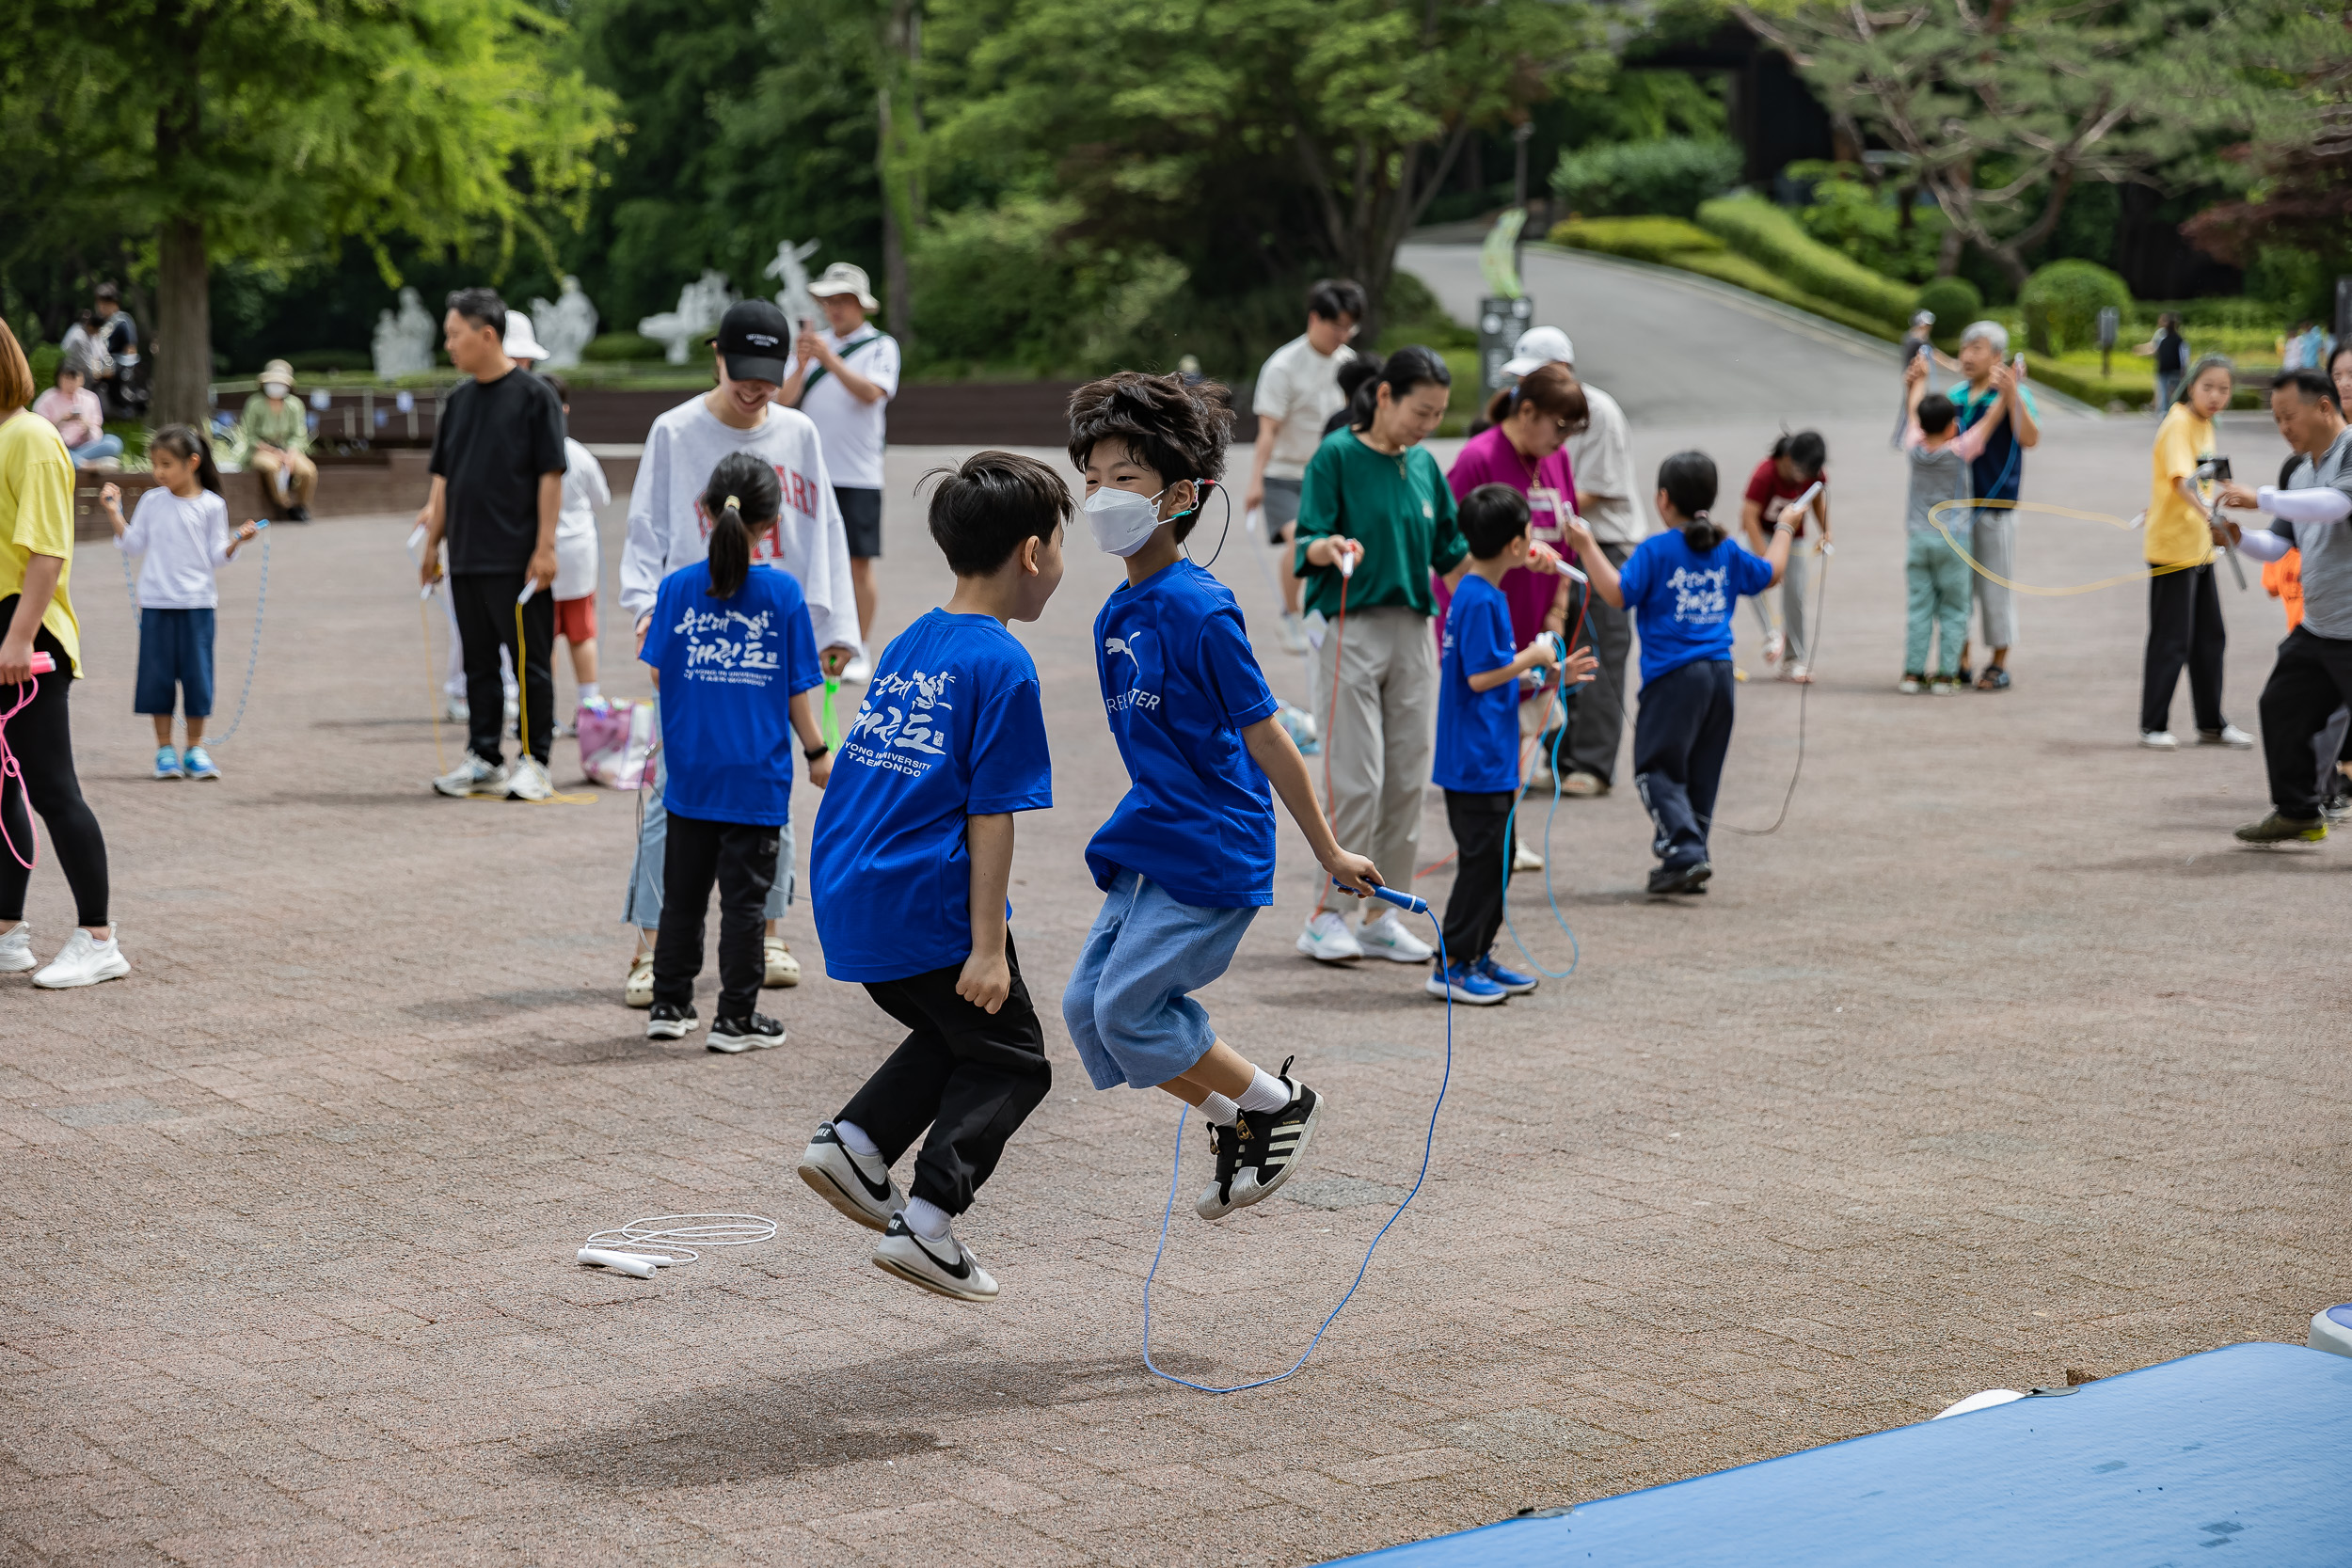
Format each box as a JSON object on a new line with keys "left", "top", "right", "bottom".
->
{"left": 1060, "top": 372, "right": 1383, "bottom": 1223}
{"left": 798, "top": 452, "right": 1068, "bottom": 1302}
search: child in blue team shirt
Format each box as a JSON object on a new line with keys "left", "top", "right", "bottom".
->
{"left": 799, "top": 451, "right": 1067, "bottom": 1303}
{"left": 639, "top": 453, "right": 830, "bottom": 1049}
{"left": 1431, "top": 484, "right": 1597, "bottom": 1005}
{"left": 1060, "top": 372, "right": 1382, "bottom": 1223}
{"left": 1565, "top": 452, "right": 1792, "bottom": 896}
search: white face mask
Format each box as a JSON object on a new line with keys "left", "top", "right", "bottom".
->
{"left": 262, "top": 382, "right": 289, "bottom": 400}
{"left": 1084, "top": 484, "right": 1169, "bottom": 558}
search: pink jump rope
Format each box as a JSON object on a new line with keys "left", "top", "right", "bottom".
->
{"left": 0, "top": 650, "right": 59, "bottom": 869}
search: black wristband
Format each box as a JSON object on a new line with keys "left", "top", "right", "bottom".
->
{"left": 803, "top": 743, "right": 831, "bottom": 762}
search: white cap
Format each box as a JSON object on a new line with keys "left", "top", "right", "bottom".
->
{"left": 1502, "top": 325, "right": 1573, "bottom": 377}
{"left": 502, "top": 309, "right": 550, "bottom": 363}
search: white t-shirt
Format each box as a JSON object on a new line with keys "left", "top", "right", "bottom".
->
{"left": 787, "top": 327, "right": 899, "bottom": 490}
{"left": 555, "top": 436, "right": 609, "bottom": 602}
{"left": 1563, "top": 381, "right": 1650, "bottom": 546}
{"left": 619, "top": 395, "right": 862, "bottom": 657}
{"left": 1252, "top": 333, "right": 1358, "bottom": 481}
{"left": 117, "top": 486, "right": 235, "bottom": 610}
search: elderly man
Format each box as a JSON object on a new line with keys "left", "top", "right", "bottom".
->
{"left": 1950, "top": 321, "right": 2039, "bottom": 689}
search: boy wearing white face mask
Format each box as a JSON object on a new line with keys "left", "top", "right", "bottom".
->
{"left": 1059, "top": 372, "right": 1384, "bottom": 1221}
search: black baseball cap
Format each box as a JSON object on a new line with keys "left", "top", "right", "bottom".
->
{"left": 713, "top": 299, "right": 792, "bottom": 384}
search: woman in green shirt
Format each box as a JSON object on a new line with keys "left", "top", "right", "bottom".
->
{"left": 240, "top": 358, "right": 316, "bottom": 520}
{"left": 1292, "top": 345, "right": 1468, "bottom": 965}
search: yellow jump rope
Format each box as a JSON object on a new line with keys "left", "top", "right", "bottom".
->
{"left": 413, "top": 579, "right": 597, "bottom": 805}
{"left": 1928, "top": 498, "right": 2226, "bottom": 595}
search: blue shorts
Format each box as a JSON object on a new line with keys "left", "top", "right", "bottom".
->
{"left": 1062, "top": 871, "right": 1257, "bottom": 1091}
{"left": 135, "top": 608, "right": 215, "bottom": 718}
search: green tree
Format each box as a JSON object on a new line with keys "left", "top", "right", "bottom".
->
{"left": 1738, "top": 0, "right": 2220, "bottom": 289}
{"left": 0, "top": 0, "right": 616, "bottom": 426}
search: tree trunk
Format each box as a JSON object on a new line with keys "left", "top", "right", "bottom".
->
{"left": 877, "top": 0, "right": 920, "bottom": 351}
{"left": 878, "top": 87, "right": 910, "bottom": 346}
{"left": 154, "top": 215, "right": 211, "bottom": 430}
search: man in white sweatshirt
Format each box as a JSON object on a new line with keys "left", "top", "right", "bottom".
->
{"left": 618, "top": 299, "right": 863, "bottom": 1006}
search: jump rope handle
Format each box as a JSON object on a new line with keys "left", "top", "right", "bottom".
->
{"left": 516, "top": 581, "right": 538, "bottom": 606}
{"left": 1331, "top": 878, "right": 1429, "bottom": 915}
{"left": 25, "top": 653, "right": 55, "bottom": 675}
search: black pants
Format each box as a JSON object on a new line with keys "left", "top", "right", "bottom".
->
{"left": 0, "top": 602, "right": 108, "bottom": 927}
{"left": 1440, "top": 789, "right": 1516, "bottom": 964}
{"left": 2258, "top": 627, "right": 2352, "bottom": 819}
{"left": 2141, "top": 564, "right": 2226, "bottom": 736}
{"left": 449, "top": 570, "right": 553, "bottom": 764}
{"left": 839, "top": 935, "right": 1052, "bottom": 1216}
{"left": 651, "top": 814, "right": 777, "bottom": 1017}
{"left": 1563, "top": 540, "right": 1635, "bottom": 784}
{"left": 1632, "top": 658, "right": 1735, "bottom": 871}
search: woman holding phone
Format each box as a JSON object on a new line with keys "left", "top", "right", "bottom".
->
{"left": 2139, "top": 355, "right": 2251, "bottom": 751}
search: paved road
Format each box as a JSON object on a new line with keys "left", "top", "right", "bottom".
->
{"left": 1, "top": 378, "right": 2342, "bottom": 1562}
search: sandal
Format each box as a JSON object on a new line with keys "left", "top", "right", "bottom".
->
{"left": 1976, "top": 667, "right": 2011, "bottom": 691}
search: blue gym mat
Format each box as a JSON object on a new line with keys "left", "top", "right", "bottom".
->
{"left": 1333, "top": 1342, "right": 2352, "bottom": 1566}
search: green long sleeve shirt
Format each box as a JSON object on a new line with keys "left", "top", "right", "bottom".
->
{"left": 1292, "top": 428, "right": 1466, "bottom": 618}
{"left": 239, "top": 393, "right": 310, "bottom": 455}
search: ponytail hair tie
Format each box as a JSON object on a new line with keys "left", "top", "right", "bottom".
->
{"left": 723, "top": 495, "right": 740, "bottom": 511}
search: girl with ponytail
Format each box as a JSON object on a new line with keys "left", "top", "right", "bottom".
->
{"left": 635, "top": 452, "right": 831, "bottom": 1050}
{"left": 1564, "top": 450, "right": 1792, "bottom": 896}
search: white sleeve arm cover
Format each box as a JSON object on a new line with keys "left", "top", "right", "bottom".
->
{"left": 2234, "top": 527, "right": 2291, "bottom": 562}
{"left": 2257, "top": 484, "right": 2352, "bottom": 523}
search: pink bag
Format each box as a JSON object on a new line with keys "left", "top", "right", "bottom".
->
{"left": 577, "top": 698, "right": 655, "bottom": 790}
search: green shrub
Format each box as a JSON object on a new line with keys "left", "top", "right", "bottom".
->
{"left": 581, "top": 333, "right": 666, "bottom": 363}
{"left": 1785, "top": 162, "right": 1948, "bottom": 284}
{"left": 1915, "top": 277, "right": 1984, "bottom": 341}
{"left": 27, "top": 341, "right": 60, "bottom": 390}
{"left": 2017, "top": 260, "right": 2131, "bottom": 354}
{"left": 1549, "top": 138, "right": 1741, "bottom": 221}
{"left": 910, "top": 196, "right": 1187, "bottom": 376}
{"left": 1546, "top": 215, "right": 1723, "bottom": 264}
{"left": 1694, "top": 196, "right": 1917, "bottom": 326}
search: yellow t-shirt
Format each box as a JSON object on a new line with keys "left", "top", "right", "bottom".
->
{"left": 2146, "top": 404, "right": 2217, "bottom": 568}
{"left": 0, "top": 409, "right": 82, "bottom": 673}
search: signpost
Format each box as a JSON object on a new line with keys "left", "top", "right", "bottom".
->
{"left": 2097, "top": 305, "right": 2120, "bottom": 378}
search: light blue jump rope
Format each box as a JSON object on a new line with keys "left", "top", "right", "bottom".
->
{"left": 119, "top": 521, "right": 272, "bottom": 747}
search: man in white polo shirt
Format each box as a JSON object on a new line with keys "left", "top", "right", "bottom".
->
{"left": 1244, "top": 277, "right": 1363, "bottom": 653}
{"left": 782, "top": 261, "right": 899, "bottom": 683}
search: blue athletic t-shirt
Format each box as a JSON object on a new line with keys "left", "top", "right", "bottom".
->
{"left": 1617, "top": 531, "right": 1775, "bottom": 684}
{"left": 809, "top": 609, "right": 1054, "bottom": 983}
{"left": 1435, "top": 573, "right": 1522, "bottom": 793}
{"left": 1085, "top": 561, "right": 1283, "bottom": 908}
{"left": 639, "top": 561, "right": 822, "bottom": 826}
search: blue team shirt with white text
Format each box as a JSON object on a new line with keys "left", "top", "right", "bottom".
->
{"left": 1616, "top": 531, "right": 1776, "bottom": 684}
{"left": 1435, "top": 573, "right": 1523, "bottom": 793}
{"left": 639, "top": 562, "right": 822, "bottom": 826}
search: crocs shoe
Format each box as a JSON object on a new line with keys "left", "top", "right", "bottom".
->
{"left": 763, "top": 937, "right": 801, "bottom": 988}
{"left": 624, "top": 950, "right": 654, "bottom": 1008}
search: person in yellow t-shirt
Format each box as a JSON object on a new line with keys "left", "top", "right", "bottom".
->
{"left": 2138, "top": 356, "right": 2252, "bottom": 752}
{"left": 0, "top": 320, "right": 127, "bottom": 989}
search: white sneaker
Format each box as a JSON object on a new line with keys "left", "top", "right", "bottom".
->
{"left": 1513, "top": 839, "right": 1544, "bottom": 873}
{"left": 505, "top": 756, "right": 553, "bottom": 802}
{"left": 32, "top": 928, "right": 130, "bottom": 990}
{"left": 798, "top": 1123, "right": 905, "bottom": 1232}
{"left": 763, "top": 937, "right": 801, "bottom": 988}
{"left": 1277, "top": 610, "right": 1310, "bottom": 655}
{"left": 433, "top": 750, "right": 510, "bottom": 797}
{"left": 1358, "top": 911, "right": 1435, "bottom": 963}
{"left": 2139, "top": 730, "right": 2180, "bottom": 751}
{"left": 440, "top": 694, "right": 470, "bottom": 725}
{"left": 841, "top": 655, "right": 873, "bottom": 684}
{"left": 0, "top": 922, "right": 35, "bottom": 974}
{"left": 2201, "top": 723, "right": 2255, "bottom": 750}
{"left": 1295, "top": 910, "right": 1363, "bottom": 963}
{"left": 871, "top": 1214, "right": 998, "bottom": 1302}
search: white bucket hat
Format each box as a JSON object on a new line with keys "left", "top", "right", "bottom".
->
{"left": 808, "top": 262, "right": 880, "bottom": 312}
{"left": 502, "top": 309, "right": 550, "bottom": 362}
{"left": 1502, "top": 325, "right": 1574, "bottom": 378}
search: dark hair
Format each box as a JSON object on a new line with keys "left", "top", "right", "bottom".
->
{"left": 2178, "top": 353, "right": 2233, "bottom": 404}
{"left": 445, "top": 287, "right": 507, "bottom": 341}
{"left": 1915, "top": 392, "right": 1958, "bottom": 437}
{"left": 1772, "top": 429, "right": 1827, "bottom": 479}
{"left": 1066, "top": 372, "right": 1232, "bottom": 544}
{"left": 54, "top": 358, "right": 81, "bottom": 386}
{"left": 1459, "top": 483, "right": 1532, "bottom": 560}
{"left": 700, "top": 451, "right": 782, "bottom": 599}
{"left": 544, "top": 373, "right": 569, "bottom": 405}
{"left": 926, "top": 450, "right": 1072, "bottom": 577}
{"left": 1482, "top": 363, "right": 1589, "bottom": 433}
{"left": 1307, "top": 277, "right": 1366, "bottom": 324}
{"left": 149, "top": 424, "right": 223, "bottom": 497}
{"left": 2333, "top": 341, "right": 2352, "bottom": 374}
{"left": 2272, "top": 368, "right": 2341, "bottom": 411}
{"left": 1658, "top": 451, "right": 1722, "bottom": 550}
{"left": 1352, "top": 345, "right": 1451, "bottom": 432}
{"left": 94, "top": 283, "right": 119, "bottom": 304}
{"left": 1329, "top": 356, "right": 1382, "bottom": 436}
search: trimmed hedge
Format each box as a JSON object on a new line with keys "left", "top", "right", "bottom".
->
{"left": 1550, "top": 138, "right": 1742, "bottom": 222}
{"left": 1694, "top": 196, "right": 1918, "bottom": 328}
{"left": 2018, "top": 260, "right": 2132, "bottom": 354}
{"left": 1546, "top": 215, "right": 1722, "bottom": 263}
{"left": 1915, "top": 277, "right": 1984, "bottom": 341}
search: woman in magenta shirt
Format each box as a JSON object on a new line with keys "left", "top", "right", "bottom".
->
{"left": 1440, "top": 364, "right": 1590, "bottom": 723}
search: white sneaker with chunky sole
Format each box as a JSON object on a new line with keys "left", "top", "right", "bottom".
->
{"left": 433, "top": 751, "right": 510, "bottom": 798}
{"left": 872, "top": 1215, "right": 998, "bottom": 1301}
{"left": 32, "top": 928, "right": 130, "bottom": 990}
{"left": 1295, "top": 911, "right": 1363, "bottom": 963}
{"left": 1358, "top": 911, "right": 1435, "bottom": 963}
{"left": 505, "top": 757, "right": 553, "bottom": 802}
{"left": 0, "top": 922, "right": 35, "bottom": 974}
{"left": 798, "top": 1124, "right": 905, "bottom": 1232}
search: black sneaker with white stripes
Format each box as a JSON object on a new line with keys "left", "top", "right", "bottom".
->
{"left": 870, "top": 1213, "right": 999, "bottom": 1301}
{"left": 708, "top": 1011, "right": 785, "bottom": 1053}
{"left": 645, "top": 1003, "right": 698, "bottom": 1040}
{"left": 1195, "top": 1056, "right": 1325, "bottom": 1220}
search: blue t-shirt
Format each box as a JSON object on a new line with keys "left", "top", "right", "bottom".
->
{"left": 1085, "top": 561, "right": 1283, "bottom": 908}
{"left": 809, "top": 610, "right": 1054, "bottom": 983}
{"left": 1617, "top": 531, "right": 1775, "bottom": 684}
{"left": 1435, "top": 573, "right": 1522, "bottom": 794}
{"left": 639, "top": 562, "right": 822, "bottom": 826}
{"left": 1954, "top": 382, "right": 2038, "bottom": 502}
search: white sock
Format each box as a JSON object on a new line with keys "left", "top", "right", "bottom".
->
{"left": 833, "top": 1119, "right": 881, "bottom": 1158}
{"left": 1200, "top": 1092, "right": 1238, "bottom": 1126}
{"left": 577, "top": 681, "right": 600, "bottom": 705}
{"left": 1236, "top": 1069, "right": 1289, "bottom": 1115}
{"left": 901, "top": 1196, "right": 952, "bottom": 1241}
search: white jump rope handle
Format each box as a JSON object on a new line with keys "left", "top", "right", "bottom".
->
{"left": 516, "top": 582, "right": 538, "bottom": 606}
{"left": 577, "top": 1248, "right": 665, "bottom": 1277}
{"left": 1337, "top": 550, "right": 1355, "bottom": 578}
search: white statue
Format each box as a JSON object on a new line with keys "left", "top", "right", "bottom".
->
{"left": 372, "top": 285, "right": 437, "bottom": 379}
{"left": 530, "top": 276, "right": 599, "bottom": 369}
{"left": 637, "top": 270, "right": 739, "bottom": 364}
{"left": 765, "top": 239, "right": 823, "bottom": 335}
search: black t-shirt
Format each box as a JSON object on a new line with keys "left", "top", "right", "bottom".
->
{"left": 429, "top": 369, "right": 566, "bottom": 574}
{"left": 2155, "top": 330, "right": 2185, "bottom": 374}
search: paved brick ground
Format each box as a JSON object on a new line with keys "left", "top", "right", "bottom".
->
{"left": 2, "top": 405, "right": 2344, "bottom": 1567}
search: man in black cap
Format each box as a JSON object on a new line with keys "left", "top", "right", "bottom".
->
{"left": 613, "top": 298, "right": 862, "bottom": 1013}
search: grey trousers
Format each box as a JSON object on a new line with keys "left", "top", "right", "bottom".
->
{"left": 623, "top": 694, "right": 793, "bottom": 929}
{"left": 1310, "top": 604, "right": 1437, "bottom": 907}
{"left": 1971, "top": 510, "right": 2017, "bottom": 650}
{"left": 1564, "top": 539, "right": 1635, "bottom": 784}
